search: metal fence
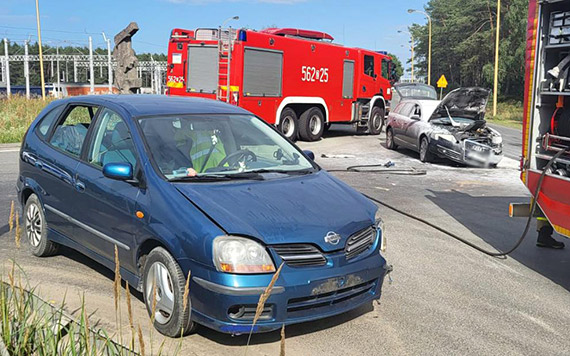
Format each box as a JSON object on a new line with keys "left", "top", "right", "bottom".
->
{"left": 0, "top": 38, "right": 167, "bottom": 98}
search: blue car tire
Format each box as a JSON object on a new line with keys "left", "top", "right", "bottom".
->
{"left": 24, "top": 194, "right": 58, "bottom": 257}
{"left": 143, "top": 247, "right": 196, "bottom": 337}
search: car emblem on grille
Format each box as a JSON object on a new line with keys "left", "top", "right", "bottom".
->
{"left": 324, "top": 231, "right": 341, "bottom": 245}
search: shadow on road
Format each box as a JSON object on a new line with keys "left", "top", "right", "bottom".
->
{"left": 52, "top": 244, "right": 374, "bottom": 344}
{"left": 426, "top": 189, "right": 570, "bottom": 291}
{"left": 322, "top": 125, "right": 360, "bottom": 139}
{"left": 382, "top": 144, "right": 465, "bottom": 168}
{"left": 196, "top": 301, "right": 374, "bottom": 345}
{"left": 55, "top": 245, "right": 145, "bottom": 302}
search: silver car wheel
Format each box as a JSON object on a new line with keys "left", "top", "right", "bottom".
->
{"left": 26, "top": 203, "right": 42, "bottom": 247}
{"left": 420, "top": 139, "right": 428, "bottom": 161}
{"left": 145, "top": 261, "right": 175, "bottom": 325}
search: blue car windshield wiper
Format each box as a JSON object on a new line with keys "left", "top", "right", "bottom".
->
{"left": 169, "top": 171, "right": 264, "bottom": 182}
{"left": 245, "top": 168, "right": 315, "bottom": 175}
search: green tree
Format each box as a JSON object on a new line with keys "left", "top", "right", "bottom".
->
{"left": 408, "top": 0, "right": 527, "bottom": 99}
{"left": 387, "top": 52, "right": 404, "bottom": 80}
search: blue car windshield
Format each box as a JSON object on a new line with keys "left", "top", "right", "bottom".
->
{"left": 138, "top": 114, "right": 314, "bottom": 180}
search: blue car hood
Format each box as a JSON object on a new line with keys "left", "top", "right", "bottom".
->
{"left": 174, "top": 171, "right": 377, "bottom": 252}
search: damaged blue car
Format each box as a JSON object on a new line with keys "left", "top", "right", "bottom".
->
{"left": 17, "top": 95, "right": 389, "bottom": 336}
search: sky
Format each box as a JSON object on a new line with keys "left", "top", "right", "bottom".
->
{"left": 0, "top": 0, "right": 429, "bottom": 75}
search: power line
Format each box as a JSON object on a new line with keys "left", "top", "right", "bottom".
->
{"left": 0, "top": 25, "right": 99, "bottom": 35}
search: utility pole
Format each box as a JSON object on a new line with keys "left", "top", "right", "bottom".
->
{"left": 88, "top": 36, "right": 94, "bottom": 94}
{"left": 150, "top": 55, "right": 155, "bottom": 94}
{"left": 73, "top": 57, "right": 77, "bottom": 82}
{"left": 398, "top": 30, "right": 415, "bottom": 82}
{"left": 102, "top": 32, "right": 113, "bottom": 93}
{"left": 56, "top": 46, "right": 61, "bottom": 98}
{"left": 493, "top": 0, "right": 501, "bottom": 117}
{"left": 24, "top": 40, "right": 30, "bottom": 99}
{"left": 408, "top": 9, "right": 432, "bottom": 85}
{"left": 3, "top": 39, "right": 10, "bottom": 98}
{"left": 36, "top": 0, "right": 46, "bottom": 99}
{"left": 227, "top": 26, "right": 232, "bottom": 103}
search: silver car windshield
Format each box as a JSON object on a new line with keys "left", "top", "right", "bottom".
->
{"left": 397, "top": 85, "right": 437, "bottom": 100}
{"left": 138, "top": 114, "right": 314, "bottom": 180}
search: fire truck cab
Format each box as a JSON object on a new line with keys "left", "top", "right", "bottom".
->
{"left": 166, "top": 27, "right": 395, "bottom": 141}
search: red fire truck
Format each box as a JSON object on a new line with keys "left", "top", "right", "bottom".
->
{"left": 511, "top": 0, "right": 570, "bottom": 239}
{"left": 166, "top": 27, "right": 395, "bottom": 141}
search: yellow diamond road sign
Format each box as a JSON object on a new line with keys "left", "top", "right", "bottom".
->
{"left": 437, "top": 75, "right": 448, "bottom": 88}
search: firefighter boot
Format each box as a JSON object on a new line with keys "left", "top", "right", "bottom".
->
{"left": 536, "top": 225, "right": 565, "bottom": 249}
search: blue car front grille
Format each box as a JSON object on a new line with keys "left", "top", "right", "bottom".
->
{"left": 286, "top": 279, "right": 376, "bottom": 314}
{"left": 344, "top": 226, "right": 375, "bottom": 260}
{"left": 272, "top": 244, "right": 327, "bottom": 267}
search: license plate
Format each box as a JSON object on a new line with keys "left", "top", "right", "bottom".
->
{"left": 464, "top": 140, "right": 491, "bottom": 162}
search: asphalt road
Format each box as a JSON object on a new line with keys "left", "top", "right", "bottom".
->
{"left": 489, "top": 124, "right": 523, "bottom": 160}
{"left": 1, "top": 125, "right": 570, "bottom": 355}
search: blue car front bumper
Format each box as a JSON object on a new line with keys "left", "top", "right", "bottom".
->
{"left": 182, "top": 251, "right": 389, "bottom": 334}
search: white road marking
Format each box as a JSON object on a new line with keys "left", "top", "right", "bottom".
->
{"left": 0, "top": 149, "right": 20, "bottom": 153}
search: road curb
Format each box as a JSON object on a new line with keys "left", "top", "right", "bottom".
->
{"left": 0, "top": 143, "right": 20, "bottom": 152}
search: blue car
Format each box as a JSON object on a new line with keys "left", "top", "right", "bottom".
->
{"left": 17, "top": 95, "right": 389, "bottom": 337}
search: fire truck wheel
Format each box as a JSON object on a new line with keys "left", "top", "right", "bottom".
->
{"left": 299, "top": 107, "right": 325, "bottom": 142}
{"left": 368, "top": 106, "right": 384, "bottom": 135}
{"left": 279, "top": 108, "right": 298, "bottom": 141}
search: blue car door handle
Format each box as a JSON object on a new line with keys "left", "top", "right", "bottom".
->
{"left": 75, "top": 180, "right": 86, "bottom": 192}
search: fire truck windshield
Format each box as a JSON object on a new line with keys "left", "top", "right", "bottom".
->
{"left": 138, "top": 114, "right": 315, "bottom": 180}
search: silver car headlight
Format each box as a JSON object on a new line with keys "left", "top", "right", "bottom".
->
{"left": 213, "top": 236, "right": 275, "bottom": 273}
{"left": 376, "top": 218, "right": 386, "bottom": 253}
{"left": 433, "top": 133, "right": 457, "bottom": 143}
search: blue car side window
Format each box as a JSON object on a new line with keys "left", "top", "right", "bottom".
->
{"left": 49, "top": 105, "right": 98, "bottom": 157}
{"left": 88, "top": 108, "right": 138, "bottom": 171}
{"left": 35, "top": 105, "right": 64, "bottom": 139}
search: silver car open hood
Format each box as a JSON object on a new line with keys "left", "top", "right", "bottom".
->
{"left": 428, "top": 87, "right": 490, "bottom": 121}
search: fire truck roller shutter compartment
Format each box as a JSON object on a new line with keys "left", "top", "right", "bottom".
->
{"left": 343, "top": 60, "right": 355, "bottom": 99}
{"left": 188, "top": 45, "right": 218, "bottom": 94}
{"left": 243, "top": 48, "right": 283, "bottom": 97}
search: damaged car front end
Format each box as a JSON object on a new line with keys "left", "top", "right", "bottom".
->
{"left": 427, "top": 88, "right": 503, "bottom": 167}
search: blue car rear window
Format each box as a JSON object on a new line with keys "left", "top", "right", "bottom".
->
{"left": 35, "top": 105, "right": 64, "bottom": 139}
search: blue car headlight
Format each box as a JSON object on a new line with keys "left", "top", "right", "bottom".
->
{"left": 376, "top": 218, "right": 386, "bottom": 253}
{"left": 213, "top": 236, "right": 276, "bottom": 274}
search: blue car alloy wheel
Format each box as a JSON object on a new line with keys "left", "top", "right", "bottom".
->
{"left": 17, "top": 95, "right": 388, "bottom": 337}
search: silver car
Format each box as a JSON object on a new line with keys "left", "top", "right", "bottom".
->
{"left": 385, "top": 87, "right": 503, "bottom": 167}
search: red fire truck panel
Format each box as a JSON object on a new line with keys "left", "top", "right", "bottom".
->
{"left": 166, "top": 27, "right": 395, "bottom": 141}
{"left": 521, "top": 0, "right": 570, "bottom": 237}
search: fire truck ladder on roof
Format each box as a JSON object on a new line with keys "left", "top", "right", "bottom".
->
{"left": 217, "top": 28, "right": 236, "bottom": 103}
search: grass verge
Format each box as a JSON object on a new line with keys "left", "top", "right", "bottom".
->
{"left": 486, "top": 100, "right": 523, "bottom": 129}
{"left": 0, "top": 96, "right": 54, "bottom": 144}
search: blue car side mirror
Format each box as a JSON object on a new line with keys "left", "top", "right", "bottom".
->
{"left": 303, "top": 150, "right": 315, "bottom": 161}
{"left": 103, "top": 162, "right": 134, "bottom": 181}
